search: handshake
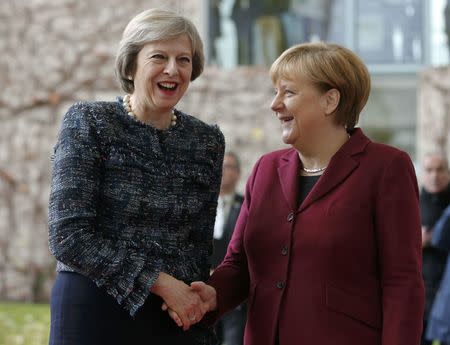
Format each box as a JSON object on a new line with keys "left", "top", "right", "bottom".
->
{"left": 152, "top": 274, "right": 218, "bottom": 331}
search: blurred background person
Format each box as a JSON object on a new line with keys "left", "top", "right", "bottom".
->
{"left": 47, "top": 8, "right": 223, "bottom": 345}
{"left": 420, "top": 152, "right": 450, "bottom": 345}
{"left": 211, "top": 151, "right": 245, "bottom": 345}
{"left": 426, "top": 198, "right": 450, "bottom": 345}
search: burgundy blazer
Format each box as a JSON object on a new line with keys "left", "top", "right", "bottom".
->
{"left": 208, "top": 128, "right": 424, "bottom": 345}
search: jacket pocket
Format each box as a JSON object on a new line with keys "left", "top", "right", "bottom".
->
{"left": 326, "top": 283, "right": 382, "bottom": 330}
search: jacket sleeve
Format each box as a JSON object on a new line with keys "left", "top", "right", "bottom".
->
{"left": 207, "top": 157, "right": 262, "bottom": 317}
{"left": 375, "top": 150, "right": 425, "bottom": 345}
{"left": 431, "top": 205, "right": 450, "bottom": 251}
{"left": 168, "top": 126, "right": 226, "bottom": 282}
{"left": 48, "top": 103, "right": 163, "bottom": 316}
{"left": 202, "top": 127, "right": 226, "bottom": 266}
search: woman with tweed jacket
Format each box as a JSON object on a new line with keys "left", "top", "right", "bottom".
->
{"left": 48, "top": 8, "right": 224, "bottom": 345}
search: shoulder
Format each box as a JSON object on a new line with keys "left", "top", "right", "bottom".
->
{"left": 344, "top": 128, "right": 416, "bottom": 179}
{"left": 63, "top": 100, "right": 117, "bottom": 128}
{"left": 177, "top": 110, "right": 225, "bottom": 147}
{"left": 256, "top": 147, "right": 294, "bottom": 166}
{"left": 365, "top": 141, "right": 414, "bottom": 170}
{"left": 362, "top": 142, "right": 418, "bottom": 195}
{"left": 243, "top": 148, "right": 294, "bottom": 183}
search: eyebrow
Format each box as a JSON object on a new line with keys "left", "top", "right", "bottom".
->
{"left": 145, "top": 49, "right": 192, "bottom": 56}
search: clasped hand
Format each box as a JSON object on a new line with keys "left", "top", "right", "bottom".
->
{"left": 160, "top": 281, "right": 217, "bottom": 330}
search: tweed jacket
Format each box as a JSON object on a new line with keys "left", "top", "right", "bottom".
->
{"left": 48, "top": 99, "right": 224, "bottom": 316}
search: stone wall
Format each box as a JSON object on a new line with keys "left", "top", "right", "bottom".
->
{"left": 0, "top": 0, "right": 281, "bottom": 301}
{"left": 417, "top": 66, "right": 450, "bottom": 173}
{"left": 1, "top": 0, "right": 437, "bottom": 302}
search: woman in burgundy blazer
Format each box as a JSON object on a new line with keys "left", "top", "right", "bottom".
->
{"left": 172, "top": 42, "right": 425, "bottom": 345}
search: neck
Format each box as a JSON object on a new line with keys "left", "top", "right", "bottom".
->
{"left": 296, "top": 127, "right": 349, "bottom": 175}
{"left": 129, "top": 94, "right": 174, "bottom": 129}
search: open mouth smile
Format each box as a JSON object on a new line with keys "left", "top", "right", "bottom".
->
{"left": 279, "top": 115, "right": 294, "bottom": 123}
{"left": 157, "top": 81, "right": 178, "bottom": 91}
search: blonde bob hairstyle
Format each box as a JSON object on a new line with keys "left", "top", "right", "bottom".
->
{"left": 270, "top": 42, "right": 371, "bottom": 130}
{"left": 115, "top": 8, "right": 205, "bottom": 93}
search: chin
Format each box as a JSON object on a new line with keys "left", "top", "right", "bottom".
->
{"left": 281, "top": 134, "right": 295, "bottom": 145}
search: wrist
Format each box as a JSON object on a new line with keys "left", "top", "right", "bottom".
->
{"left": 209, "top": 288, "right": 218, "bottom": 311}
{"left": 151, "top": 272, "right": 174, "bottom": 297}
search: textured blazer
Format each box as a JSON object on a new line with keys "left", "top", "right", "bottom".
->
{"left": 208, "top": 128, "right": 424, "bottom": 345}
{"left": 48, "top": 100, "right": 224, "bottom": 316}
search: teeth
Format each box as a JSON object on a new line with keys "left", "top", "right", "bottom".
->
{"left": 159, "top": 82, "right": 177, "bottom": 89}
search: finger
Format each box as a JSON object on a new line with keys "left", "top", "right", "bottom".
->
{"left": 199, "top": 301, "right": 209, "bottom": 316}
{"left": 191, "top": 282, "right": 208, "bottom": 301}
{"left": 161, "top": 302, "right": 168, "bottom": 311}
{"left": 179, "top": 313, "right": 192, "bottom": 331}
{"left": 187, "top": 312, "right": 199, "bottom": 326}
{"left": 191, "top": 283, "right": 217, "bottom": 311}
{"left": 190, "top": 281, "right": 205, "bottom": 292}
{"left": 183, "top": 320, "right": 191, "bottom": 331}
{"left": 168, "top": 309, "right": 183, "bottom": 328}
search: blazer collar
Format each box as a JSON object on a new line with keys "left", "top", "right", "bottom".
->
{"left": 277, "top": 128, "right": 370, "bottom": 212}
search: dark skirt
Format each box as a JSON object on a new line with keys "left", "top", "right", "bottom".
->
{"left": 49, "top": 271, "right": 215, "bottom": 345}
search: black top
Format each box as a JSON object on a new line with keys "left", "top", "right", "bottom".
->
{"left": 297, "top": 175, "right": 321, "bottom": 207}
{"left": 48, "top": 98, "right": 225, "bottom": 316}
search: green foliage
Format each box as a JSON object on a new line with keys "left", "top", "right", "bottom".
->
{"left": 0, "top": 303, "right": 49, "bottom": 345}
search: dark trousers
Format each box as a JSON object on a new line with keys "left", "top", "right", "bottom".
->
{"left": 215, "top": 303, "right": 246, "bottom": 345}
{"left": 49, "top": 271, "right": 214, "bottom": 345}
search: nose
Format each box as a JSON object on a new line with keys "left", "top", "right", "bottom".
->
{"left": 164, "top": 58, "right": 179, "bottom": 76}
{"left": 271, "top": 93, "right": 282, "bottom": 113}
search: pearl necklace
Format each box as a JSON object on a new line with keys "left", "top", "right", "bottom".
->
{"left": 301, "top": 133, "right": 351, "bottom": 174}
{"left": 123, "top": 94, "right": 177, "bottom": 127}
{"left": 301, "top": 166, "right": 327, "bottom": 174}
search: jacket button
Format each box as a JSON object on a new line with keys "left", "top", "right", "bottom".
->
{"left": 276, "top": 281, "right": 285, "bottom": 289}
{"left": 287, "top": 212, "right": 294, "bottom": 222}
{"left": 281, "top": 246, "right": 288, "bottom": 256}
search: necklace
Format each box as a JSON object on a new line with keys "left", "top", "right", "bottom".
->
{"left": 301, "top": 133, "right": 351, "bottom": 174}
{"left": 123, "top": 94, "right": 177, "bottom": 127}
{"left": 301, "top": 166, "right": 327, "bottom": 173}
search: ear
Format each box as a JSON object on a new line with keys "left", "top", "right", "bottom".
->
{"left": 321, "top": 88, "right": 340, "bottom": 115}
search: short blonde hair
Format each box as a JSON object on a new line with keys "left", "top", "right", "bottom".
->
{"left": 270, "top": 42, "right": 371, "bottom": 130}
{"left": 115, "top": 8, "right": 205, "bottom": 93}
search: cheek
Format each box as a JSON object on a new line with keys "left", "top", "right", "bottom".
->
{"left": 182, "top": 66, "right": 193, "bottom": 80}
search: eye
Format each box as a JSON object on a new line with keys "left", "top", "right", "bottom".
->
{"left": 178, "top": 56, "right": 191, "bottom": 64}
{"left": 151, "top": 54, "right": 166, "bottom": 60}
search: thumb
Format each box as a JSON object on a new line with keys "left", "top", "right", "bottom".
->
{"left": 191, "top": 281, "right": 217, "bottom": 310}
{"left": 190, "top": 281, "right": 206, "bottom": 292}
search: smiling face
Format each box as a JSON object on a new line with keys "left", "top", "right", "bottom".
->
{"left": 132, "top": 34, "right": 193, "bottom": 114}
{"left": 271, "top": 75, "right": 333, "bottom": 148}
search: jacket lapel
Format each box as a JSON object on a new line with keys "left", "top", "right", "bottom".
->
{"left": 277, "top": 150, "right": 301, "bottom": 211}
{"left": 298, "top": 128, "right": 370, "bottom": 212}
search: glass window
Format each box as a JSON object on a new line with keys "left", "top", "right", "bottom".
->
{"left": 208, "top": 0, "right": 445, "bottom": 69}
{"left": 208, "top": 0, "right": 346, "bottom": 67}
{"left": 355, "top": 0, "right": 424, "bottom": 65}
{"left": 430, "top": 0, "right": 450, "bottom": 65}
